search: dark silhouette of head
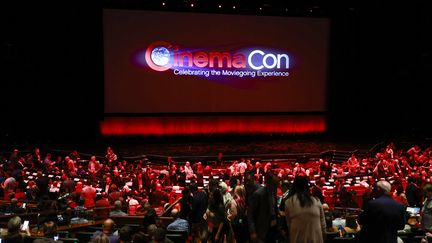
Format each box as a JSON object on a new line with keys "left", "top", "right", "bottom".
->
{"left": 289, "top": 176, "right": 313, "bottom": 208}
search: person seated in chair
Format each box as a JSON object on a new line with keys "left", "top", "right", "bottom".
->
{"left": 150, "top": 183, "right": 169, "bottom": 208}
{"left": 110, "top": 200, "right": 127, "bottom": 217}
{"left": 92, "top": 218, "right": 120, "bottom": 243}
{"left": 344, "top": 214, "right": 361, "bottom": 234}
{"left": 5, "top": 198, "right": 25, "bottom": 214}
{"left": 167, "top": 209, "right": 189, "bottom": 233}
{"left": 71, "top": 197, "right": 89, "bottom": 224}
{"left": 152, "top": 228, "right": 174, "bottom": 243}
{"left": 4, "top": 216, "right": 31, "bottom": 243}
{"left": 95, "top": 192, "right": 111, "bottom": 220}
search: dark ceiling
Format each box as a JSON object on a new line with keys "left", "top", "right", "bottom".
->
{"left": 1, "top": 0, "right": 431, "bottom": 142}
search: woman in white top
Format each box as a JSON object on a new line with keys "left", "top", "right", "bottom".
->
{"left": 285, "top": 176, "right": 326, "bottom": 243}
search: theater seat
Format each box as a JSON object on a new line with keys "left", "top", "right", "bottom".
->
{"left": 124, "top": 223, "right": 142, "bottom": 234}
{"left": 57, "top": 230, "right": 70, "bottom": 238}
{"left": 332, "top": 237, "right": 357, "bottom": 242}
{"left": 326, "top": 231, "right": 340, "bottom": 242}
{"left": 398, "top": 235, "right": 413, "bottom": 243}
{"left": 24, "top": 236, "right": 45, "bottom": 243}
{"left": 166, "top": 230, "right": 189, "bottom": 241}
{"left": 76, "top": 231, "right": 95, "bottom": 242}
{"left": 413, "top": 235, "right": 426, "bottom": 243}
{"left": 86, "top": 226, "right": 103, "bottom": 232}
{"left": 59, "top": 238, "right": 79, "bottom": 243}
{"left": 166, "top": 233, "right": 187, "bottom": 243}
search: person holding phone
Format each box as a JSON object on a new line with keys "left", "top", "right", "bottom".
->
{"left": 33, "top": 221, "right": 64, "bottom": 243}
{"left": 3, "top": 216, "right": 31, "bottom": 242}
{"left": 21, "top": 221, "right": 29, "bottom": 232}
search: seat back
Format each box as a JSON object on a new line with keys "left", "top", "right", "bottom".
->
{"left": 124, "top": 223, "right": 142, "bottom": 234}
{"left": 86, "top": 226, "right": 103, "bottom": 232}
{"left": 59, "top": 238, "right": 80, "bottom": 243}
{"left": 326, "top": 231, "right": 340, "bottom": 242}
{"left": 166, "top": 229, "right": 189, "bottom": 240}
{"left": 332, "top": 237, "right": 357, "bottom": 242}
{"left": 76, "top": 231, "right": 95, "bottom": 243}
{"left": 24, "top": 236, "right": 45, "bottom": 243}
{"left": 57, "top": 230, "right": 70, "bottom": 238}
{"left": 166, "top": 233, "right": 187, "bottom": 243}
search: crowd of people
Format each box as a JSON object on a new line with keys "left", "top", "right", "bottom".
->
{"left": 1, "top": 142, "right": 432, "bottom": 242}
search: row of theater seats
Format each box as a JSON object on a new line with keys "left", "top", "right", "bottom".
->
{"left": 15, "top": 232, "right": 426, "bottom": 243}
{"left": 326, "top": 231, "right": 427, "bottom": 243}
{"left": 12, "top": 227, "right": 187, "bottom": 243}
{"left": 0, "top": 228, "right": 425, "bottom": 243}
{"left": 23, "top": 237, "right": 78, "bottom": 243}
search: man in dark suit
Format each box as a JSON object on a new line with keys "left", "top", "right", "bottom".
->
{"left": 244, "top": 171, "right": 261, "bottom": 207}
{"left": 406, "top": 177, "right": 422, "bottom": 207}
{"left": 358, "top": 180, "right": 406, "bottom": 243}
{"left": 247, "top": 172, "right": 280, "bottom": 243}
{"left": 60, "top": 174, "right": 75, "bottom": 194}
{"left": 99, "top": 176, "right": 114, "bottom": 194}
{"left": 36, "top": 171, "right": 50, "bottom": 198}
{"left": 190, "top": 182, "right": 208, "bottom": 240}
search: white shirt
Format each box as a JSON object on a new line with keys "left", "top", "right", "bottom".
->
{"left": 185, "top": 165, "right": 194, "bottom": 179}
{"left": 238, "top": 162, "right": 247, "bottom": 174}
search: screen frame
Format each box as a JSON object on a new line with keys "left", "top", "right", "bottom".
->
{"left": 102, "top": 9, "right": 331, "bottom": 115}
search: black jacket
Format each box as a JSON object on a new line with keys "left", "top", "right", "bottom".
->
{"left": 358, "top": 194, "right": 406, "bottom": 243}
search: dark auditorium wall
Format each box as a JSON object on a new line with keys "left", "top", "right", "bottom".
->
{"left": 1, "top": 1, "right": 431, "bottom": 141}
{"left": 1, "top": 1, "right": 103, "bottom": 140}
{"left": 328, "top": 1, "right": 432, "bottom": 139}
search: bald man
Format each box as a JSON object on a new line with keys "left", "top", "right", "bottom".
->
{"left": 92, "top": 218, "right": 119, "bottom": 243}
{"left": 358, "top": 180, "right": 405, "bottom": 243}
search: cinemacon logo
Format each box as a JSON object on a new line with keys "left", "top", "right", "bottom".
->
{"left": 145, "top": 41, "right": 290, "bottom": 72}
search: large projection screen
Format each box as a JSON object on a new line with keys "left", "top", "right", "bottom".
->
{"left": 102, "top": 9, "right": 329, "bottom": 135}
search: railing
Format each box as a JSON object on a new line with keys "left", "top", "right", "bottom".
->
{"left": 1, "top": 138, "right": 430, "bottom": 166}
